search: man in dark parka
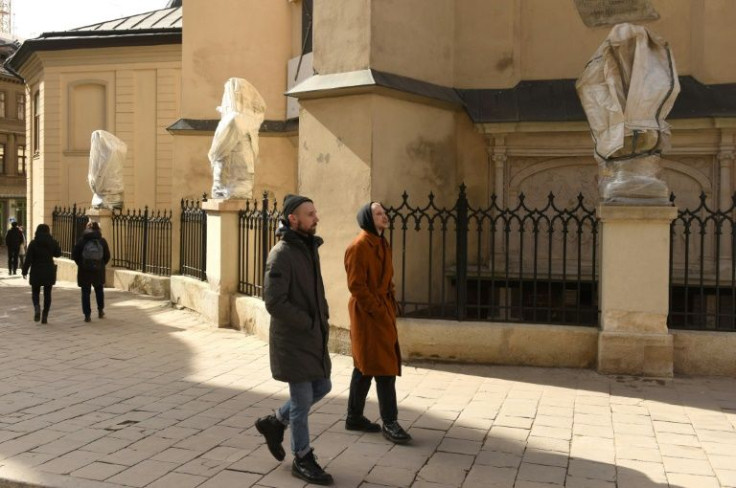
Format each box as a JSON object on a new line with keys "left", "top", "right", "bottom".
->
{"left": 254, "top": 194, "right": 333, "bottom": 486}
{"left": 5, "top": 221, "right": 23, "bottom": 275}
{"left": 72, "top": 221, "right": 111, "bottom": 322}
{"left": 344, "top": 202, "right": 411, "bottom": 444}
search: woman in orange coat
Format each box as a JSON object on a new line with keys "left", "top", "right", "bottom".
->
{"left": 344, "top": 202, "right": 411, "bottom": 444}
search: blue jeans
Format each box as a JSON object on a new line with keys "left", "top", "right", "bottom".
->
{"left": 276, "top": 378, "right": 332, "bottom": 457}
{"left": 81, "top": 283, "right": 104, "bottom": 317}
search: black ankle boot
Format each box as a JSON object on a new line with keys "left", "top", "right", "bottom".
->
{"left": 41, "top": 311, "right": 48, "bottom": 324}
{"left": 382, "top": 421, "right": 412, "bottom": 444}
{"left": 255, "top": 415, "right": 286, "bottom": 461}
{"left": 345, "top": 415, "right": 381, "bottom": 432}
{"left": 33, "top": 306, "right": 41, "bottom": 322}
{"left": 292, "top": 449, "right": 333, "bottom": 485}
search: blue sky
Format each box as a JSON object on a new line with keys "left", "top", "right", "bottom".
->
{"left": 14, "top": 0, "right": 169, "bottom": 40}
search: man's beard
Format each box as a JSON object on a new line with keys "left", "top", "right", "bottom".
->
{"left": 297, "top": 222, "right": 317, "bottom": 235}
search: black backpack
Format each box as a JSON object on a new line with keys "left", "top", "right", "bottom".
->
{"left": 81, "top": 239, "right": 104, "bottom": 271}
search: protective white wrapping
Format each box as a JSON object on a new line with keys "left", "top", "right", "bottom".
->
{"left": 88, "top": 130, "right": 126, "bottom": 209}
{"left": 576, "top": 23, "right": 680, "bottom": 204}
{"left": 208, "top": 78, "right": 266, "bottom": 199}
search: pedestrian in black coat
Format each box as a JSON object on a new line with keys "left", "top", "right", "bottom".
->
{"left": 5, "top": 221, "right": 23, "bottom": 274}
{"left": 71, "top": 221, "right": 111, "bottom": 323}
{"left": 21, "top": 224, "right": 61, "bottom": 324}
{"left": 254, "top": 194, "right": 334, "bottom": 486}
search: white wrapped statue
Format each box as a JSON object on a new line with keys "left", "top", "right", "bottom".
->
{"left": 576, "top": 23, "right": 680, "bottom": 205}
{"left": 88, "top": 130, "right": 126, "bottom": 209}
{"left": 208, "top": 78, "right": 266, "bottom": 199}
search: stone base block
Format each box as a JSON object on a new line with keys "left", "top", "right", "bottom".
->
{"left": 113, "top": 269, "right": 170, "bottom": 298}
{"left": 598, "top": 331, "right": 673, "bottom": 377}
{"left": 170, "top": 275, "right": 229, "bottom": 327}
{"left": 399, "top": 319, "right": 598, "bottom": 368}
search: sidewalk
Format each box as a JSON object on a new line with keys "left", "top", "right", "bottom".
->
{"left": 0, "top": 264, "right": 735, "bottom": 487}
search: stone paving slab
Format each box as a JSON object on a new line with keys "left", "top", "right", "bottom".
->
{"left": 0, "top": 267, "right": 735, "bottom": 487}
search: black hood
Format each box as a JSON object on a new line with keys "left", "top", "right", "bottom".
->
{"left": 357, "top": 202, "right": 379, "bottom": 236}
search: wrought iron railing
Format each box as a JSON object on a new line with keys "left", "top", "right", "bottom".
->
{"left": 238, "top": 192, "right": 282, "bottom": 297}
{"left": 385, "top": 185, "right": 599, "bottom": 326}
{"left": 111, "top": 207, "right": 173, "bottom": 276}
{"left": 669, "top": 192, "right": 736, "bottom": 331}
{"left": 179, "top": 197, "right": 207, "bottom": 280}
{"left": 51, "top": 204, "right": 87, "bottom": 258}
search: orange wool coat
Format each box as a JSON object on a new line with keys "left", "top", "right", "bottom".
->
{"left": 345, "top": 230, "right": 402, "bottom": 376}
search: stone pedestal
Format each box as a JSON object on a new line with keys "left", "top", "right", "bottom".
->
{"left": 201, "top": 199, "right": 245, "bottom": 327}
{"left": 597, "top": 205, "right": 678, "bottom": 377}
{"left": 85, "top": 208, "right": 115, "bottom": 286}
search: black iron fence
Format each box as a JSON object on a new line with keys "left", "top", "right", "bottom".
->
{"left": 51, "top": 204, "right": 88, "bottom": 258}
{"left": 386, "top": 185, "right": 599, "bottom": 326}
{"left": 111, "top": 207, "right": 173, "bottom": 276}
{"left": 180, "top": 197, "right": 207, "bottom": 280}
{"left": 238, "top": 192, "right": 282, "bottom": 297}
{"left": 669, "top": 192, "right": 736, "bottom": 331}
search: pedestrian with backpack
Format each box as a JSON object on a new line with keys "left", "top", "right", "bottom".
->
{"left": 72, "top": 221, "right": 111, "bottom": 322}
{"left": 21, "top": 224, "right": 62, "bottom": 324}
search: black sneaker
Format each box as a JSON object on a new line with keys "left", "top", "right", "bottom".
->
{"left": 382, "top": 421, "right": 412, "bottom": 444}
{"left": 98, "top": 309, "right": 105, "bottom": 319}
{"left": 292, "top": 449, "right": 333, "bottom": 485}
{"left": 84, "top": 315, "right": 91, "bottom": 323}
{"left": 255, "top": 415, "right": 285, "bottom": 461}
{"left": 345, "top": 415, "right": 381, "bottom": 432}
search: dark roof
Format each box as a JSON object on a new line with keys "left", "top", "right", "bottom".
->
{"left": 457, "top": 76, "right": 736, "bottom": 124}
{"left": 71, "top": 6, "right": 182, "bottom": 32}
{"left": 0, "top": 38, "right": 22, "bottom": 82}
{"left": 5, "top": 7, "right": 182, "bottom": 75}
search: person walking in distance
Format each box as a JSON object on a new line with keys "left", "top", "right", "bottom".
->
{"left": 72, "top": 221, "right": 111, "bottom": 322}
{"left": 5, "top": 220, "right": 23, "bottom": 275}
{"left": 344, "top": 202, "right": 411, "bottom": 444}
{"left": 21, "top": 224, "right": 62, "bottom": 324}
{"left": 255, "top": 194, "right": 334, "bottom": 485}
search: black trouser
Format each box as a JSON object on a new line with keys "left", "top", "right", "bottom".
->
{"left": 347, "top": 367, "right": 398, "bottom": 423}
{"left": 81, "top": 283, "right": 104, "bottom": 317}
{"left": 8, "top": 249, "right": 19, "bottom": 273}
{"left": 31, "top": 285, "right": 52, "bottom": 312}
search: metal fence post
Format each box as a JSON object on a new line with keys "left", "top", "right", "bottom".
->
{"left": 261, "top": 191, "right": 269, "bottom": 281}
{"left": 72, "top": 203, "right": 78, "bottom": 248}
{"left": 201, "top": 194, "right": 208, "bottom": 280}
{"left": 456, "top": 184, "right": 468, "bottom": 320}
{"left": 142, "top": 206, "right": 149, "bottom": 273}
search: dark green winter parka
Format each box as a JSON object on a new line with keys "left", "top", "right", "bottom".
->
{"left": 263, "top": 226, "right": 331, "bottom": 383}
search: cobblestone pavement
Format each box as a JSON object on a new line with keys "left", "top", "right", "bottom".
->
{"left": 0, "top": 262, "right": 735, "bottom": 487}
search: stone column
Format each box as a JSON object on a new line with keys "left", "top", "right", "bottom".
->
{"left": 597, "top": 205, "right": 678, "bottom": 377}
{"left": 85, "top": 208, "right": 114, "bottom": 285}
{"left": 201, "top": 198, "right": 244, "bottom": 327}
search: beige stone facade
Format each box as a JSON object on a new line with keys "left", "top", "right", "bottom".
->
{"left": 0, "top": 38, "right": 25, "bottom": 234}
{"left": 8, "top": 0, "right": 736, "bottom": 375}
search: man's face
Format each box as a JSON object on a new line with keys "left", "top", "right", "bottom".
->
{"left": 289, "top": 202, "right": 319, "bottom": 235}
{"left": 372, "top": 202, "right": 389, "bottom": 232}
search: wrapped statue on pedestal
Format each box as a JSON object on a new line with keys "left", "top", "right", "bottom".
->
{"left": 88, "top": 130, "right": 126, "bottom": 209}
{"left": 576, "top": 23, "right": 680, "bottom": 205}
{"left": 208, "top": 78, "right": 267, "bottom": 199}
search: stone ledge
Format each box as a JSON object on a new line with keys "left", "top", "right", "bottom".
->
{"left": 113, "top": 269, "right": 170, "bottom": 299}
{"left": 673, "top": 330, "right": 736, "bottom": 377}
